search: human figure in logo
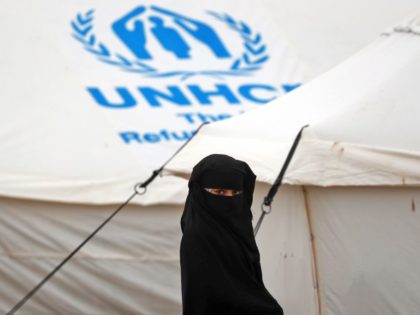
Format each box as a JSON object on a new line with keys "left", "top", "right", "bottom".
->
{"left": 151, "top": 6, "right": 231, "bottom": 58}
{"left": 149, "top": 16, "right": 191, "bottom": 59}
{"left": 112, "top": 6, "right": 152, "bottom": 60}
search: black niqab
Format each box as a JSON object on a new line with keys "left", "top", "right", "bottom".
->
{"left": 180, "top": 154, "right": 283, "bottom": 315}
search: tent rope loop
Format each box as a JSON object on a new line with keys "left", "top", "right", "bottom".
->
{"left": 261, "top": 203, "right": 272, "bottom": 214}
{"left": 134, "top": 169, "right": 162, "bottom": 195}
{"left": 133, "top": 122, "right": 210, "bottom": 196}
{"left": 134, "top": 184, "right": 147, "bottom": 195}
{"left": 254, "top": 124, "right": 309, "bottom": 237}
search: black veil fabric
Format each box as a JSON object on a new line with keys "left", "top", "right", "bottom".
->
{"left": 180, "top": 154, "right": 283, "bottom": 315}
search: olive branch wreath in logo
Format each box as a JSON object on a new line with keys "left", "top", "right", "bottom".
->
{"left": 71, "top": 9, "right": 269, "bottom": 80}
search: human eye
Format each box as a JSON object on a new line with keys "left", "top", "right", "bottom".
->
{"left": 204, "top": 188, "right": 224, "bottom": 195}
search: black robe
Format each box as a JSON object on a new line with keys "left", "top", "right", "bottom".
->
{"left": 180, "top": 154, "right": 283, "bottom": 315}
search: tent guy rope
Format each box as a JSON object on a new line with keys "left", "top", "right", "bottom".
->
{"left": 6, "top": 123, "right": 209, "bottom": 315}
{"left": 7, "top": 122, "right": 307, "bottom": 313}
{"left": 254, "top": 125, "right": 309, "bottom": 236}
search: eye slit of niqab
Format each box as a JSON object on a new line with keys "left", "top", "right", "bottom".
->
{"left": 204, "top": 187, "right": 243, "bottom": 197}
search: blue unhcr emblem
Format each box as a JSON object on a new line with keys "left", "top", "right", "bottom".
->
{"left": 71, "top": 6, "right": 269, "bottom": 79}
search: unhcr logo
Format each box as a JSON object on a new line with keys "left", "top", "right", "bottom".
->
{"left": 71, "top": 5, "right": 269, "bottom": 79}
{"left": 69, "top": 5, "right": 302, "bottom": 145}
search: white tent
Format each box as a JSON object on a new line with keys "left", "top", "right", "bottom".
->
{"left": 165, "top": 15, "right": 420, "bottom": 315}
{"left": 1, "top": 1, "right": 420, "bottom": 314}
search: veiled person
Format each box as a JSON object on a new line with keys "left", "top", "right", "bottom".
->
{"left": 180, "top": 154, "right": 283, "bottom": 315}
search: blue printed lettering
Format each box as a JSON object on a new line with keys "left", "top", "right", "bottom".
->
{"left": 120, "top": 129, "right": 196, "bottom": 144}
{"left": 120, "top": 132, "right": 142, "bottom": 143}
{"left": 187, "top": 84, "right": 240, "bottom": 105}
{"left": 160, "top": 130, "right": 170, "bottom": 140}
{"left": 176, "top": 113, "right": 196, "bottom": 124}
{"left": 238, "top": 84, "right": 277, "bottom": 104}
{"left": 88, "top": 84, "right": 286, "bottom": 108}
{"left": 139, "top": 86, "right": 191, "bottom": 107}
{"left": 87, "top": 87, "right": 137, "bottom": 109}
{"left": 217, "top": 113, "right": 232, "bottom": 120}
{"left": 282, "top": 83, "right": 302, "bottom": 93}
{"left": 172, "top": 131, "right": 191, "bottom": 141}
{"left": 143, "top": 133, "right": 161, "bottom": 143}
{"left": 177, "top": 112, "right": 233, "bottom": 124}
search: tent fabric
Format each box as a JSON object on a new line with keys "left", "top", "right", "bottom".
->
{"left": 0, "top": 0, "right": 305, "bottom": 206}
{"left": 165, "top": 19, "right": 420, "bottom": 187}
{"left": 252, "top": 183, "right": 318, "bottom": 315}
{"left": 163, "top": 13, "right": 420, "bottom": 315}
{"left": 254, "top": 184, "right": 420, "bottom": 315}
{"left": 0, "top": 196, "right": 184, "bottom": 314}
{"left": 1, "top": 0, "right": 419, "bottom": 205}
{"left": 3, "top": 185, "right": 420, "bottom": 314}
{"left": 2, "top": 3, "right": 420, "bottom": 315}
{"left": 308, "top": 186, "right": 420, "bottom": 315}
{"left": 0, "top": 184, "right": 319, "bottom": 315}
